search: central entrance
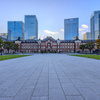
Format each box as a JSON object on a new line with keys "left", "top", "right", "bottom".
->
{"left": 47, "top": 43, "right": 51, "bottom": 53}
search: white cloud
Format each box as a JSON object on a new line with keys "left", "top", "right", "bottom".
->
{"left": 81, "top": 24, "right": 89, "bottom": 29}
{"left": 44, "top": 30, "right": 59, "bottom": 35}
{"left": 79, "top": 24, "right": 89, "bottom": 32}
{"left": 79, "top": 28, "right": 85, "bottom": 31}
{"left": 60, "top": 29, "right": 64, "bottom": 32}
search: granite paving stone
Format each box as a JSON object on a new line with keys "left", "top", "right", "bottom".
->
{"left": 77, "top": 87, "right": 100, "bottom": 100}
{"left": 32, "top": 83, "right": 48, "bottom": 97}
{"left": 13, "top": 88, "right": 33, "bottom": 100}
{"left": 85, "top": 82, "right": 100, "bottom": 95}
{"left": 66, "top": 96, "right": 84, "bottom": 100}
{"left": 61, "top": 83, "right": 81, "bottom": 96}
{"left": 0, "top": 54, "right": 100, "bottom": 100}
{"left": 31, "top": 96, "right": 48, "bottom": 100}
{"left": 0, "top": 97, "right": 13, "bottom": 100}
{"left": 49, "top": 88, "right": 66, "bottom": 100}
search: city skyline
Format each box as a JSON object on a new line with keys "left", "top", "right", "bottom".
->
{"left": 0, "top": 0, "right": 100, "bottom": 40}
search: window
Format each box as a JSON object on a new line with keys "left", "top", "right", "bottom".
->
{"left": 53, "top": 43, "right": 57, "bottom": 45}
{"left": 52, "top": 46, "right": 57, "bottom": 48}
{"left": 41, "top": 43, "right": 46, "bottom": 45}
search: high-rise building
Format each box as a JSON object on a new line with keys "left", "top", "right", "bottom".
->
{"left": 25, "top": 15, "right": 38, "bottom": 40}
{"left": 90, "top": 11, "right": 100, "bottom": 40}
{"left": 83, "top": 32, "right": 91, "bottom": 40}
{"left": 8, "top": 21, "right": 24, "bottom": 40}
{"left": 64, "top": 18, "right": 79, "bottom": 40}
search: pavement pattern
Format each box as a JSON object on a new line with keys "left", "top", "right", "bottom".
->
{"left": 0, "top": 54, "right": 100, "bottom": 100}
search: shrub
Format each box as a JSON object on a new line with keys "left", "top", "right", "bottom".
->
{"left": 54, "top": 51, "right": 57, "bottom": 53}
{"left": 41, "top": 50, "right": 44, "bottom": 53}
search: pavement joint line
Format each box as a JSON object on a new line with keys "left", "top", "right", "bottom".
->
{"left": 12, "top": 64, "right": 39, "bottom": 100}
{"left": 57, "top": 59, "right": 85, "bottom": 100}
{"left": 0, "top": 60, "right": 39, "bottom": 97}
{"left": 52, "top": 59, "right": 67, "bottom": 100}
{"left": 30, "top": 61, "right": 46, "bottom": 99}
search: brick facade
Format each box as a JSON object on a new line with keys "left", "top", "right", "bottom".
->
{"left": 2, "top": 37, "right": 97, "bottom": 54}
{"left": 17, "top": 37, "right": 96, "bottom": 53}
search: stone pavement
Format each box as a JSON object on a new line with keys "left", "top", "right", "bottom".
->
{"left": 0, "top": 54, "right": 100, "bottom": 100}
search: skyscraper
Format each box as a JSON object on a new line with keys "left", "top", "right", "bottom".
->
{"left": 8, "top": 21, "right": 24, "bottom": 40}
{"left": 25, "top": 15, "right": 38, "bottom": 40}
{"left": 90, "top": 10, "right": 100, "bottom": 40}
{"left": 83, "top": 32, "right": 91, "bottom": 40}
{"left": 64, "top": 18, "right": 79, "bottom": 40}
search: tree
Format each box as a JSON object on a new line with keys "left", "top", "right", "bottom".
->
{"left": 0, "top": 38, "right": 3, "bottom": 48}
{"left": 79, "top": 44, "right": 86, "bottom": 53}
{"left": 96, "top": 39, "right": 100, "bottom": 49}
{"left": 85, "top": 42, "right": 95, "bottom": 54}
{"left": 13, "top": 44, "right": 19, "bottom": 52}
{"left": 3, "top": 41, "right": 13, "bottom": 53}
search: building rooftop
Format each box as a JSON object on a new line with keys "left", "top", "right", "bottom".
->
{"left": 42, "top": 37, "right": 56, "bottom": 42}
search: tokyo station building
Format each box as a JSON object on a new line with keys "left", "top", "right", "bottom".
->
{"left": 14, "top": 36, "right": 96, "bottom": 53}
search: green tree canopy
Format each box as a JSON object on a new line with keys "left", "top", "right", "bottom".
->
{"left": 13, "top": 44, "right": 19, "bottom": 52}
{"left": 96, "top": 39, "right": 100, "bottom": 49}
{"left": 79, "top": 44, "right": 86, "bottom": 53}
{"left": 85, "top": 42, "right": 95, "bottom": 53}
{"left": 0, "top": 38, "right": 4, "bottom": 48}
{"left": 3, "top": 41, "right": 13, "bottom": 53}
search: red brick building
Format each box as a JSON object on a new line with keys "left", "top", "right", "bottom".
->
{"left": 15, "top": 37, "right": 96, "bottom": 53}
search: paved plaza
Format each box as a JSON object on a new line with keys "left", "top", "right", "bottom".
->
{"left": 0, "top": 54, "right": 100, "bottom": 100}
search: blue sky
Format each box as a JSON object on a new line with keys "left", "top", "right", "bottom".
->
{"left": 0, "top": 0, "right": 100, "bottom": 40}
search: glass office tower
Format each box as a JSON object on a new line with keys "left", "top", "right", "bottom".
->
{"left": 8, "top": 21, "right": 24, "bottom": 40}
{"left": 25, "top": 15, "right": 38, "bottom": 40}
{"left": 64, "top": 18, "right": 79, "bottom": 40}
{"left": 90, "top": 11, "right": 100, "bottom": 40}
